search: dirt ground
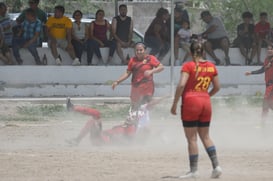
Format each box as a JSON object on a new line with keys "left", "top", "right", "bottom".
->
{"left": 0, "top": 99, "right": 273, "bottom": 181}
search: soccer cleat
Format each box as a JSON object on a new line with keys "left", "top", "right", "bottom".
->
{"left": 179, "top": 171, "right": 199, "bottom": 179}
{"left": 66, "top": 97, "right": 74, "bottom": 111}
{"left": 211, "top": 166, "right": 222, "bottom": 178}
{"left": 72, "top": 58, "right": 81, "bottom": 65}
{"left": 55, "top": 58, "right": 61, "bottom": 65}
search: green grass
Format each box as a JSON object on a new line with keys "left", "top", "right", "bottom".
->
{"left": 0, "top": 96, "right": 264, "bottom": 122}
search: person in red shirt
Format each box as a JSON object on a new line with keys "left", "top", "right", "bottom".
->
{"left": 255, "top": 12, "right": 271, "bottom": 65}
{"left": 112, "top": 42, "right": 164, "bottom": 111}
{"left": 245, "top": 44, "right": 273, "bottom": 124}
{"left": 65, "top": 96, "right": 167, "bottom": 146}
{"left": 171, "top": 41, "right": 221, "bottom": 179}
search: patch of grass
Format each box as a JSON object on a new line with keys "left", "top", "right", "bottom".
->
{"left": 91, "top": 103, "right": 130, "bottom": 119}
{"left": 17, "top": 104, "right": 65, "bottom": 117}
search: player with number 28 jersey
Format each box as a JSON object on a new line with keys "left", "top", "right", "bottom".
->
{"left": 181, "top": 61, "right": 218, "bottom": 122}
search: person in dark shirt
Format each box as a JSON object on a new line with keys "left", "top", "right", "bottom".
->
{"left": 112, "top": 4, "right": 134, "bottom": 65}
{"left": 144, "top": 8, "right": 170, "bottom": 61}
{"left": 236, "top": 11, "right": 256, "bottom": 65}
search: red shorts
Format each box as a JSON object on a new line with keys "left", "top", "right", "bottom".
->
{"left": 130, "top": 81, "right": 154, "bottom": 104}
{"left": 181, "top": 93, "right": 211, "bottom": 122}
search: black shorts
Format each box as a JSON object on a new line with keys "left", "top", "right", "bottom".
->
{"left": 207, "top": 36, "right": 229, "bottom": 50}
{"left": 182, "top": 120, "right": 210, "bottom": 127}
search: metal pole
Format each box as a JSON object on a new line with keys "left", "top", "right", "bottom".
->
{"left": 115, "top": 0, "right": 118, "bottom": 17}
{"left": 170, "top": 0, "right": 175, "bottom": 95}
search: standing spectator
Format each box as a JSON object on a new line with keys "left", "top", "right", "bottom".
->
{"left": 236, "top": 11, "right": 257, "bottom": 65}
{"left": 12, "top": 8, "right": 42, "bottom": 65}
{"left": 201, "top": 10, "right": 230, "bottom": 65}
{"left": 174, "top": 20, "right": 191, "bottom": 65}
{"left": 170, "top": 41, "right": 221, "bottom": 179}
{"left": 86, "top": 9, "right": 116, "bottom": 65}
{"left": 144, "top": 8, "right": 170, "bottom": 60}
{"left": 112, "top": 4, "right": 134, "bottom": 65}
{"left": 16, "top": 0, "right": 47, "bottom": 46}
{"left": 71, "top": 10, "right": 88, "bottom": 63}
{"left": 46, "top": 5, "right": 80, "bottom": 65}
{"left": 112, "top": 42, "right": 164, "bottom": 111}
{"left": 255, "top": 12, "right": 271, "bottom": 65}
{"left": 245, "top": 44, "right": 273, "bottom": 125}
{"left": 0, "top": 28, "right": 13, "bottom": 65}
{"left": 0, "top": 2, "right": 13, "bottom": 47}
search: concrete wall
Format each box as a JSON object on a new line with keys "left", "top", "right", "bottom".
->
{"left": 0, "top": 64, "right": 265, "bottom": 98}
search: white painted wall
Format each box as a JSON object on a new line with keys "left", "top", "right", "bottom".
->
{"left": 0, "top": 65, "right": 265, "bottom": 97}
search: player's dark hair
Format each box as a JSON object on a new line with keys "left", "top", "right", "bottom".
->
{"left": 135, "top": 42, "right": 147, "bottom": 49}
{"left": 156, "top": 7, "right": 169, "bottom": 19}
{"left": 25, "top": 8, "right": 36, "bottom": 17}
{"left": 242, "top": 11, "right": 253, "bottom": 19}
{"left": 190, "top": 41, "right": 204, "bottom": 78}
{"left": 95, "top": 9, "right": 104, "bottom": 19}
{"left": 55, "top": 5, "right": 65, "bottom": 14}
{"left": 260, "top": 12, "right": 267, "bottom": 17}
{"left": 119, "top": 4, "right": 127, "bottom": 9}
{"left": 72, "top": 10, "right": 83, "bottom": 19}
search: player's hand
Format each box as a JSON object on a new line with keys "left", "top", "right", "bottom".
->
{"left": 245, "top": 71, "right": 251, "bottom": 76}
{"left": 112, "top": 81, "right": 118, "bottom": 90}
{"left": 170, "top": 104, "right": 177, "bottom": 115}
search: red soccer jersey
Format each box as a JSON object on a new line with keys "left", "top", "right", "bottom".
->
{"left": 181, "top": 60, "right": 218, "bottom": 98}
{"left": 263, "top": 58, "right": 273, "bottom": 85}
{"left": 127, "top": 55, "right": 161, "bottom": 86}
{"left": 255, "top": 21, "right": 270, "bottom": 38}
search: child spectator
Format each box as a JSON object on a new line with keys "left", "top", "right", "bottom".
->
{"left": 174, "top": 20, "right": 191, "bottom": 65}
{"left": 255, "top": 12, "right": 271, "bottom": 65}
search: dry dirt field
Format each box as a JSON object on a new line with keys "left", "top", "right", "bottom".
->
{"left": 0, "top": 98, "right": 273, "bottom": 181}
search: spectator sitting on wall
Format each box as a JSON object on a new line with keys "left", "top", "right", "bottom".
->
{"left": 112, "top": 4, "right": 134, "bottom": 65}
{"left": 200, "top": 10, "right": 230, "bottom": 65}
{"left": 0, "top": 2, "right": 13, "bottom": 47}
{"left": 0, "top": 28, "right": 13, "bottom": 65}
{"left": 12, "top": 8, "right": 42, "bottom": 65}
{"left": 16, "top": 0, "right": 47, "bottom": 46}
{"left": 144, "top": 7, "right": 170, "bottom": 61}
{"left": 86, "top": 9, "right": 116, "bottom": 65}
{"left": 255, "top": 12, "right": 271, "bottom": 65}
{"left": 46, "top": 5, "right": 80, "bottom": 66}
{"left": 174, "top": 20, "right": 192, "bottom": 66}
{"left": 71, "top": 10, "right": 88, "bottom": 63}
{"left": 236, "top": 11, "right": 257, "bottom": 65}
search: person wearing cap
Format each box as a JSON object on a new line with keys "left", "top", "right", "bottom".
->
{"left": 200, "top": 10, "right": 230, "bottom": 65}
{"left": 16, "top": 0, "right": 47, "bottom": 46}
{"left": 236, "top": 11, "right": 256, "bottom": 65}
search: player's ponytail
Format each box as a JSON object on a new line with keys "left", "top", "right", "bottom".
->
{"left": 190, "top": 41, "right": 204, "bottom": 78}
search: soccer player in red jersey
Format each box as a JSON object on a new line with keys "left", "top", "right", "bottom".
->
{"left": 171, "top": 41, "right": 221, "bottom": 179}
{"left": 245, "top": 44, "right": 273, "bottom": 124}
{"left": 112, "top": 42, "right": 164, "bottom": 111}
